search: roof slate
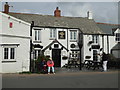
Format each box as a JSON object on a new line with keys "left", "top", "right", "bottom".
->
{"left": 96, "top": 23, "right": 118, "bottom": 34}
{"left": 8, "top": 12, "right": 104, "bottom": 34}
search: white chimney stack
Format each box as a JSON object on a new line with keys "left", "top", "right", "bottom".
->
{"left": 87, "top": 11, "right": 93, "bottom": 19}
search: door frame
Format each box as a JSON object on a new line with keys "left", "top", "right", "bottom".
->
{"left": 52, "top": 48, "right": 61, "bottom": 67}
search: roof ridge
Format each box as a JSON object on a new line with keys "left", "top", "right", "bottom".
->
{"left": 96, "top": 22, "right": 119, "bottom": 26}
{"left": 8, "top": 12, "right": 88, "bottom": 19}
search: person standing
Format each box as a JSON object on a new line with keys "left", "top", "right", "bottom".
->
{"left": 47, "top": 58, "right": 55, "bottom": 74}
{"left": 102, "top": 52, "right": 108, "bottom": 72}
{"left": 40, "top": 59, "right": 47, "bottom": 73}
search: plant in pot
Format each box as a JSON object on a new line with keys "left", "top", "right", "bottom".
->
{"left": 62, "top": 56, "right": 68, "bottom": 60}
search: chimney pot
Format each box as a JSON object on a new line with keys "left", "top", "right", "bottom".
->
{"left": 54, "top": 7, "right": 61, "bottom": 17}
{"left": 4, "top": 2, "right": 10, "bottom": 14}
{"left": 87, "top": 11, "right": 93, "bottom": 19}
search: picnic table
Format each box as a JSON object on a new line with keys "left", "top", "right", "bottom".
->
{"left": 83, "top": 60, "right": 102, "bottom": 70}
{"left": 65, "top": 59, "right": 80, "bottom": 68}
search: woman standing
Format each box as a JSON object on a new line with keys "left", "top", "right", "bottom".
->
{"left": 47, "top": 58, "right": 55, "bottom": 74}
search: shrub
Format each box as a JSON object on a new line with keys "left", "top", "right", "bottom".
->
{"left": 35, "top": 55, "right": 49, "bottom": 73}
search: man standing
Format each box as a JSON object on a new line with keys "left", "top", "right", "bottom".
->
{"left": 102, "top": 52, "right": 108, "bottom": 72}
{"left": 47, "top": 58, "right": 55, "bottom": 74}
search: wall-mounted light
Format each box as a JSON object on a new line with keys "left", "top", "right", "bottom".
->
{"left": 89, "top": 48, "right": 91, "bottom": 51}
{"left": 100, "top": 48, "right": 103, "bottom": 51}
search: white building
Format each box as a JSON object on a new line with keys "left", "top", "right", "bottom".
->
{"left": 0, "top": 12, "right": 31, "bottom": 73}
{"left": 96, "top": 23, "right": 120, "bottom": 60}
{"left": 1, "top": 3, "right": 119, "bottom": 73}
{"left": 8, "top": 7, "right": 105, "bottom": 67}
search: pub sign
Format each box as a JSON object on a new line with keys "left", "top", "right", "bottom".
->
{"left": 58, "top": 31, "right": 65, "bottom": 39}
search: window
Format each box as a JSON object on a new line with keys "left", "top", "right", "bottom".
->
{"left": 10, "top": 48, "right": 15, "bottom": 59}
{"left": 3, "top": 47, "right": 15, "bottom": 60}
{"left": 35, "top": 30, "right": 41, "bottom": 41}
{"left": 93, "top": 50, "right": 98, "bottom": 61}
{"left": 115, "top": 33, "right": 120, "bottom": 41}
{"left": 92, "top": 35, "right": 99, "bottom": 43}
{"left": 71, "top": 51, "right": 78, "bottom": 58}
{"left": 34, "top": 50, "right": 41, "bottom": 59}
{"left": 4, "top": 48, "right": 9, "bottom": 59}
{"left": 50, "top": 28, "right": 56, "bottom": 39}
{"left": 70, "top": 31, "right": 77, "bottom": 40}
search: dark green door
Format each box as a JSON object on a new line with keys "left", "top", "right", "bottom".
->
{"left": 52, "top": 49, "right": 61, "bottom": 67}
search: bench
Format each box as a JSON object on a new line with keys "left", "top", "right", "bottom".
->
{"left": 65, "top": 60, "right": 80, "bottom": 68}
{"left": 83, "top": 60, "right": 102, "bottom": 70}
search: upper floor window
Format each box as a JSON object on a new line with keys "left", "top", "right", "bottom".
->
{"left": 115, "top": 33, "right": 120, "bottom": 41}
{"left": 50, "top": 28, "right": 56, "bottom": 39}
{"left": 4, "top": 47, "right": 15, "bottom": 60}
{"left": 70, "top": 31, "right": 77, "bottom": 41}
{"left": 35, "top": 30, "right": 41, "bottom": 41}
{"left": 92, "top": 35, "right": 99, "bottom": 43}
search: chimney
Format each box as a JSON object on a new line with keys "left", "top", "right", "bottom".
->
{"left": 54, "top": 7, "right": 61, "bottom": 17}
{"left": 4, "top": 2, "right": 10, "bottom": 14}
{"left": 87, "top": 11, "right": 93, "bottom": 19}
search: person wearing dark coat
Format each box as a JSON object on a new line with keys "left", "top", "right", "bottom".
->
{"left": 102, "top": 52, "right": 108, "bottom": 72}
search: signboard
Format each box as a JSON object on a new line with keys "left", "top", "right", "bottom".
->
{"left": 58, "top": 31, "right": 65, "bottom": 39}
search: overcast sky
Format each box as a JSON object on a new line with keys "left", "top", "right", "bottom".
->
{"left": 1, "top": 2, "right": 119, "bottom": 24}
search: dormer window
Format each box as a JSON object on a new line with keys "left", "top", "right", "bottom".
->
{"left": 115, "top": 33, "right": 120, "bottom": 42}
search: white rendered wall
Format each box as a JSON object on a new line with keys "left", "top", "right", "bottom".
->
{"left": 0, "top": 13, "right": 2, "bottom": 73}
{"left": 1, "top": 12, "right": 30, "bottom": 73}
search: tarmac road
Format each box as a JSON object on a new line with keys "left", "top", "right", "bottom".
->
{"left": 2, "top": 70, "right": 119, "bottom": 88}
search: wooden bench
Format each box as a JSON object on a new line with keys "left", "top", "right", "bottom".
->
{"left": 65, "top": 60, "right": 80, "bottom": 68}
{"left": 83, "top": 60, "right": 102, "bottom": 70}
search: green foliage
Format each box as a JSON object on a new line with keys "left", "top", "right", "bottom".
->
{"left": 36, "top": 55, "right": 50, "bottom": 63}
{"left": 107, "top": 54, "right": 116, "bottom": 61}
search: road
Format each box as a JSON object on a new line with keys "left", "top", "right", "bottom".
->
{"left": 2, "top": 70, "right": 119, "bottom": 88}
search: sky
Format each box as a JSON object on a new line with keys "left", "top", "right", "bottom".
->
{"left": 0, "top": 1, "right": 119, "bottom": 24}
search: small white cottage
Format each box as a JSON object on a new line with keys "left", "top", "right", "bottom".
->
{"left": 0, "top": 11, "right": 31, "bottom": 73}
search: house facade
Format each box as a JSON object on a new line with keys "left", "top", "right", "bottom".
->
{"left": 8, "top": 7, "right": 106, "bottom": 68}
{"left": 1, "top": 3, "right": 119, "bottom": 73}
{"left": 0, "top": 12, "right": 31, "bottom": 73}
{"left": 97, "top": 23, "right": 120, "bottom": 59}
{"left": 8, "top": 6, "right": 120, "bottom": 68}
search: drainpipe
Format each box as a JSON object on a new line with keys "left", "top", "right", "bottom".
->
{"left": 102, "top": 35, "right": 104, "bottom": 52}
{"left": 78, "top": 29, "right": 83, "bottom": 70}
{"left": 107, "top": 35, "right": 109, "bottom": 54}
{"left": 30, "top": 21, "right": 34, "bottom": 72}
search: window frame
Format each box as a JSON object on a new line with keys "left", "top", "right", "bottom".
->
{"left": 92, "top": 35, "right": 99, "bottom": 44}
{"left": 70, "top": 31, "right": 77, "bottom": 41}
{"left": 50, "top": 28, "right": 56, "bottom": 39}
{"left": 35, "top": 30, "right": 41, "bottom": 41}
{"left": 3, "top": 46, "right": 16, "bottom": 61}
{"left": 34, "top": 50, "right": 41, "bottom": 60}
{"left": 93, "top": 50, "right": 98, "bottom": 61}
{"left": 115, "top": 33, "right": 120, "bottom": 42}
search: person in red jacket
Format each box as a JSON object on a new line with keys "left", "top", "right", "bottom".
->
{"left": 47, "top": 58, "right": 55, "bottom": 74}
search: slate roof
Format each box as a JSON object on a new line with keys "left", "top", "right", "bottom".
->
{"left": 96, "top": 22, "right": 119, "bottom": 34}
{"left": 8, "top": 12, "right": 104, "bottom": 34}
{"left": 111, "top": 42, "right": 120, "bottom": 50}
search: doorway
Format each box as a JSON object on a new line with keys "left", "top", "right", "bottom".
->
{"left": 52, "top": 49, "right": 61, "bottom": 67}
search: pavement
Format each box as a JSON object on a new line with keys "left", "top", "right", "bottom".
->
{"left": 1, "top": 67, "right": 120, "bottom": 88}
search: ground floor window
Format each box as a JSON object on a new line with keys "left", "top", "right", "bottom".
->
{"left": 3, "top": 47, "right": 15, "bottom": 60}
{"left": 93, "top": 50, "right": 98, "bottom": 61}
{"left": 70, "top": 51, "right": 79, "bottom": 59}
{"left": 34, "top": 50, "right": 41, "bottom": 59}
